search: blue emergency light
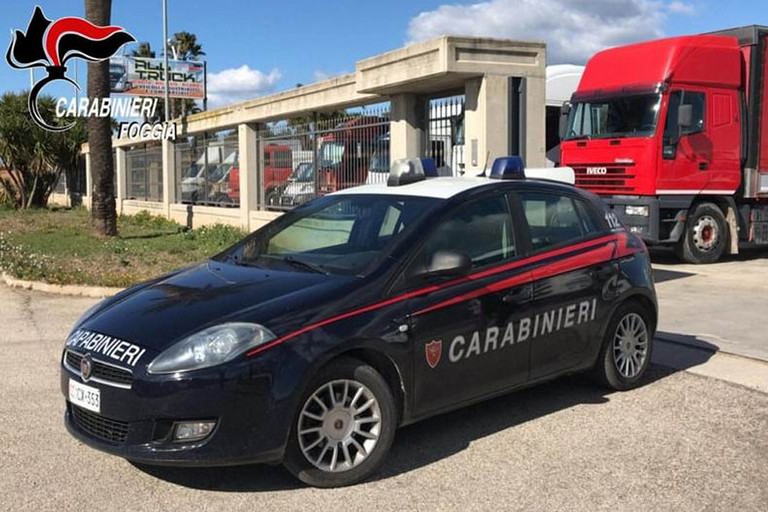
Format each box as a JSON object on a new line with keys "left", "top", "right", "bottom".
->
{"left": 489, "top": 156, "right": 525, "bottom": 180}
{"left": 421, "top": 158, "right": 438, "bottom": 177}
{"left": 387, "top": 158, "right": 437, "bottom": 186}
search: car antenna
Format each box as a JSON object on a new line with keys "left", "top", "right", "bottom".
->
{"left": 477, "top": 151, "right": 490, "bottom": 177}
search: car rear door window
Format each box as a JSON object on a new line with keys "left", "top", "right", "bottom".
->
{"left": 422, "top": 194, "right": 515, "bottom": 268}
{"left": 520, "top": 192, "right": 595, "bottom": 250}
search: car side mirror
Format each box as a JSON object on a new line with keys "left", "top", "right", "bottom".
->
{"left": 558, "top": 102, "right": 571, "bottom": 140}
{"left": 422, "top": 250, "right": 472, "bottom": 279}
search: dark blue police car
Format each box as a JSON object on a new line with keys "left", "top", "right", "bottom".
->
{"left": 62, "top": 157, "right": 657, "bottom": 487}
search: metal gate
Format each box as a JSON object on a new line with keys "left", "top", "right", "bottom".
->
{"left": 425, "top": 95, "right": 465, "bottom": 176}
{"left": 257, "top": 103, "right": 390, "bottom": 210}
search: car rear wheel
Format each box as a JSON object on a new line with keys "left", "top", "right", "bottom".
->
{"left": 283, "top": 358, "right": 397, "bottom": 488}
{"left": 676, "top": 202, "right": 728, "bottom": 264}
{"left": 593, "top": 301, "right": 654, "bottom": 391}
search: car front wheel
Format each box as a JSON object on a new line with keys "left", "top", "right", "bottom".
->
{"left": 283, "top": 358, "right": 397, "bottom": 488}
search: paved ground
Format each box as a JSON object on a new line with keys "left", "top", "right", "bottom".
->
{"left": 651, "top": 248, "right": 768, "bottom": 361}
{"left": 1, "top": 284, "right": 767, "bottom": 511}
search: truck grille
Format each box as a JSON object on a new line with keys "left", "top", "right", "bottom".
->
{"left": 70, "top": 405, "right": 130, "bottom": 444}
{"left": 65, "top": 350, "right": 133, "bottom": 388}
{"left": 572, "top": 164, "right": 635, "bottom": 194}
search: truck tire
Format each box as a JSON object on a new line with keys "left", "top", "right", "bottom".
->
{"left": 676, "top": 202, "right": 729, "bottom": 264}
{"left": 283, "top": 358, "right": 397, "bottom": 488}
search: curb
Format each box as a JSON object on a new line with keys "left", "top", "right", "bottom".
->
{"left": 1, "top": 272, "right": 124, "bottom": 298}
{"left": 655, "top": 334, "right": 768, "bottom": 366}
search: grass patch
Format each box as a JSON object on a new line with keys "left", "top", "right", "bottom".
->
{"left": 0, "top": 208, "right": 246, "bottom": 287}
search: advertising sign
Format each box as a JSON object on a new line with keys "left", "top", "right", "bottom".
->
{"left": 110, "top": 56, "right": 205, "bottom": 99}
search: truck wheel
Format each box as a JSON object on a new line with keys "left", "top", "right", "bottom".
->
{"left": 593, "top": 301, "right": 654, "bottom": 391}
{"left": 283, "top": 358, "right": 397, "bottom": 488}
{"left": 676, "top": 202, "right": 729, "bottom": 264}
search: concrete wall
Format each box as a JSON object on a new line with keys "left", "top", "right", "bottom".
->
{"left": 76, "top": 36, "right": 547, "bottom": 232}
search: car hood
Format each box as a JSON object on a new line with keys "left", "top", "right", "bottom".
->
{"left": 79, "top": 261, "right": 357, "bottom": 354}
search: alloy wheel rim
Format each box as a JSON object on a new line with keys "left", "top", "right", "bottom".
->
{"left": 612, "top": 313, "right": 649, "bottom": 379}
{"left": 298, "top": 379, "right": 382, "bottom": 473}
{"left": 692, "top": 215, "right": 719, "bottom": 252}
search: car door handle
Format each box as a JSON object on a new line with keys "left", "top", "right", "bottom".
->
{"left": 699, "top": 161, "right": 709, "bottom": 170}
{"left": 502, "top": 284, "right": 533, "bottom": 304}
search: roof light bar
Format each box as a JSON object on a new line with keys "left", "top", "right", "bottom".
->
{"left": 388, "top": 158, "right": 427, "bottom": 186}
{"left": 489, "top": 156, "right": 526, "bottom": 180}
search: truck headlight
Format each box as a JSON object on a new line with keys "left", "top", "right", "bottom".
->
{"left": 625, "top": 205, "right": 649, "bottom": 217}
{"left": 147, "top": 323, "right": 276, "bottom": 374}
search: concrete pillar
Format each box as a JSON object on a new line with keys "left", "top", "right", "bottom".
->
{"left": 524, "top": 75, "right": 546, "bottom": 168}
{"left": 238, "top": 123, "right": 258, "bottom": 231}
{"left": 464, "top": 75, "right": 510, "bottom": 172}
{"left": 114, "top": 147, "right": 127, "bottom": 215}
{"left": 161, "top": 139, "right": 175, "bottom": 216}
{"left": 84, "top": 152, "right": 92, "bottom": 210}
{"left": 390, "top": 93, "right": 426, "bottom": 162}
{"left": 464, "top": 74, "right": 546, "bottom": 171}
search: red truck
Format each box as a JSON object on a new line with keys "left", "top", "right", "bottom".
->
{"left": 316, "top": 117, "right": 388, "bottom": 194}
{"left": 228, "top": 144, "right": 294, "bottom": 204}
{"left": 561, "top": 26, "right": 768, "bottom": 263}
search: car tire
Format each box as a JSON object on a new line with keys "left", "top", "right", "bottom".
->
{"left": 593, "top": 301, "right": 654, "bottom": 391}
{"left": 676, "top": 202, "right": 729, "bottom": 264}
{"left": 283, "top": 358, "right": 397, "bottom": 488}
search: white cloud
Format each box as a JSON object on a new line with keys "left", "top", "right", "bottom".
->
{"left": 667, "top": 1, "right": 695, "bottom": 14}
{"left": 206, "top": 66, "right": 282, "bottom": 107}
{"left": 407, "top": 0, "right": 690, "bottom": 64}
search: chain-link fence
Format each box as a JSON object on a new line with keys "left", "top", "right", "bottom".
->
{"left": 175, "top": 131, "right": 239, "bottom": 207}
{"left": 125, "top": 144, "right": 163, "bottom": 201}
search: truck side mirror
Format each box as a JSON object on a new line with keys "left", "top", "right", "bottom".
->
{"left": 558, "top": 102, "right": 571, "bottom": 140}
{"left": 677, "top": 104, "right": 693, "bottom": 129}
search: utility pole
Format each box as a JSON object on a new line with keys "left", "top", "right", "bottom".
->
{"left": 162, "top": 0, "right": 170, "bottom": 121}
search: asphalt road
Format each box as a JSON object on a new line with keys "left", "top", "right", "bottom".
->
{"left": 652, "top": 248, "right": 768, "bottom": 361}
{"left": 1, "top": 284, "right": 767, "bottom": 511}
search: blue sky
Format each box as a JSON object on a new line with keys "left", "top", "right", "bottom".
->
{"left": 2, "top": 0, "right": 766, "bottom": 108}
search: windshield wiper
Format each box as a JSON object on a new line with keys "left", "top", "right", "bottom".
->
{"left": 281, "top": 256, "right": 328, "bottom": 275}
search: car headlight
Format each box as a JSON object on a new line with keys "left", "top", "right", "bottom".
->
{"left": 625, "top": 205, "right": 650, "bottom": 217}
{"left": 147, "top": 323, "right": 276, "bottom": 374}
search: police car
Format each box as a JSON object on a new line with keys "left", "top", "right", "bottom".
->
{"left": 61, "top": 157, "right": 657, "bottom": 488}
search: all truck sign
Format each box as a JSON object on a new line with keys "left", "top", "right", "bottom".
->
{"left": 110, "top": 56, "right": 205, "bottom": 99}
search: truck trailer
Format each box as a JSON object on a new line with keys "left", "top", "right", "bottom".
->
{"left": 561, "top": 26, "right": 768, "bottom": 263}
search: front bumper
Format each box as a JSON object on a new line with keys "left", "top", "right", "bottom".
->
{"left": 603, "top": 196, "right": 689, "bottom": 245}
{"left": 60, "top": 355, "right": 297, "bottom": 467}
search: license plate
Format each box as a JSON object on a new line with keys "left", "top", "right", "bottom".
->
{"left": 69, "top": 379, "right": 100, "bottom": 413}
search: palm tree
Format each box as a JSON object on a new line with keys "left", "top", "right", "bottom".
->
{"left": 170, "top": 31, "right": 205, "bottom": 61}
{"left": 131, "top": 42, "right": 155, "bottom": 59}
{"left": 167, "top": 32, "right": 205, "bottom": 117}
{"left": 85, "top": 0, "right": 117, "bottom": 236}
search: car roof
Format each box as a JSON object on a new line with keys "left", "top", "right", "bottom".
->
{"left": 331, "top": 177, "right": 492, "bottom": 199}
{"left": 330, "top": 175, "right": 581, "bottom": 201}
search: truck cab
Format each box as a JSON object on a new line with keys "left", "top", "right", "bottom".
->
{"left": 561, "top": 28, "right": 768, "bottom": 263}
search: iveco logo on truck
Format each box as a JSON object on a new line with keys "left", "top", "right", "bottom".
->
{"left": 586, "top": 167, "right": 608, "bottom": 175}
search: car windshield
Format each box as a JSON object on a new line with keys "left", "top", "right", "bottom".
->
{"left": 292, "top": 163, "right": 314, "bottom": 182}
{"left": 564, "top": 93, "right": 661, "bottom": 140}
{"left": 320, "top": 142, "right": 345, "bottom": 166}
{"left": 225, "top": 195, "right": 440, "bottom": 275}
{"left": 369, "top": 149, "right": 389, "bottom": 172}
{"left": 184, "top": 164, "right": 200, "bottom": 178}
